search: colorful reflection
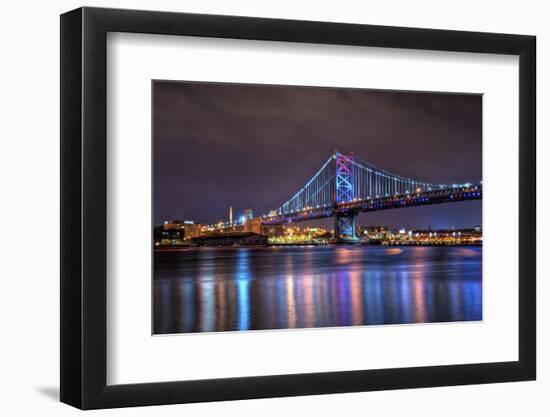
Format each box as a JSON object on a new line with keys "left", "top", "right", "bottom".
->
{"left": 153, "top": 246, "right": 482, "bottom": 334}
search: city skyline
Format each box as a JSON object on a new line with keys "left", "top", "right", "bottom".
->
{"left": 155, "top": 202, "right": 482, "bottom": 230}
{"left": 154, "top": 81, "right": 481, "bottom": 229}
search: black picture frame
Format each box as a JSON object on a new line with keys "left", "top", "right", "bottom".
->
{"left": 60, "top": 6, "right": 536, "bottom": 410}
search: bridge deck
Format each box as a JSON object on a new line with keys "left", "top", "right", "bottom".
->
{"left": 261, "top": 185, "right": 482, "bottom": 225}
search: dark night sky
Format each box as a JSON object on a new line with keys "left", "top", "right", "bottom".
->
{"left": 153, "top": 81, "right": 482, "bottom": 230}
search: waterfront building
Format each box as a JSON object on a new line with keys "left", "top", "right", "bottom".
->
{"left": 386, "top": 227, "right": 482, "bottom": 246}
{"left": 358, "top": 225, "right": 389, "bottom": 238}
{"left": 192, "top": 232, "right": 268, "bottom": 247}
{"left": 154, "top": 219, "right": 203, "bottom": 247}
{"left": 182, "top": 221, "right": 202, "bottom": 240}
{"left": 244, "top": 217, "right": 262, "bottom": 234}
{"left": 261, "top": 224, "right": 284, "bottom": 237}
{"left": 358, "top": 225, "right": 391, "bottom": 243}
{"left": 154, "top": 220, "right": 185, "bottom": 247}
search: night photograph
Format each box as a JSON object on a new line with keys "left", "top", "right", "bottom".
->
{"left": 152, "top": 81, "right": 483, "bottom": 335}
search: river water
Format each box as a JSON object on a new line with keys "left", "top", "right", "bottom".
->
{"left": 153, "top": 245, "right": 482, "bottom": 334}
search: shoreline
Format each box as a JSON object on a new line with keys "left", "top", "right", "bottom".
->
{"left": 154, "top": 242, "right": 482, "bottom": 251}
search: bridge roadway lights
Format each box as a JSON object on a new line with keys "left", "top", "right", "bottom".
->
{"left": 334, "top": 212, "right": 359, "bottom": 243}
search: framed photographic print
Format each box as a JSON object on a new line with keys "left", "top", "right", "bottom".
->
{"left": 60, "top": 7, "right": 536, "bottom": 409}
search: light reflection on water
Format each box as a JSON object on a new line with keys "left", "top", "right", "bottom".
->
{"left": 153, "top": 245, "right": 482, "bottom": 334}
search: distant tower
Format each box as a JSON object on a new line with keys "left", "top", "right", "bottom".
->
{"left": 229, "top": 206, "right": 233, "bottom": 225}
{"left": 243, "top": 208, "right": 253, "bottom": 220}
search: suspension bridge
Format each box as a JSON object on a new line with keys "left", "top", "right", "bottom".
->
{"left": 258, "top": 151, "right": 482, "bottom": 242}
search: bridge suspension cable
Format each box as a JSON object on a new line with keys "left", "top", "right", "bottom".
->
{"left": 347, "top": 155, "right": 447, "bottom": 201}
{"left": 277, "top": 155, "right": 335, "bottom": 214}
{"left": 272, "top": 151, "right": 452, "bottom": 215}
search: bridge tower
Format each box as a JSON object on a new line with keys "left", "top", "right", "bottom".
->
{"left": 334, "top": 152, "right": 359, "bottom": 243}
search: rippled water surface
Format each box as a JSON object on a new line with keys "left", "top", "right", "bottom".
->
{"left": 153, "top": 245, "right": 482, "bottom": 334}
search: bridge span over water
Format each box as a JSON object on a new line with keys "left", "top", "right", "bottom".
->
{"left": 257, "top": 151, "right": 482, "bottom": 242}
